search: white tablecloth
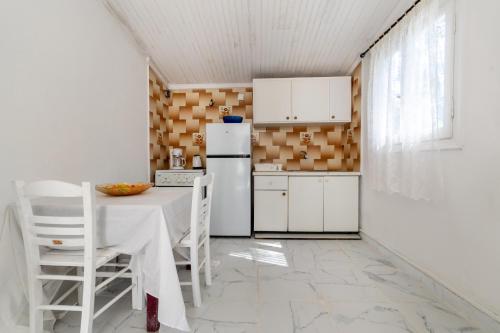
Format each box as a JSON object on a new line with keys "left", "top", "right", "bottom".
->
{"left": 0, "top": 188, "right": 192, "bottom": 332}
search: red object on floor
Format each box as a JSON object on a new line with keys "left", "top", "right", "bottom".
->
{"left": 146, "top": 293, "right": 160, "bottom": 332}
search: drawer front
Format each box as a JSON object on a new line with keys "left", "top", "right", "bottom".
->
{"left": 254, "top": 176, "right": 288, "bottom": 190}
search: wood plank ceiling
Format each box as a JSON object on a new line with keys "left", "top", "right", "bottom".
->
{"left": 104, "top": 0, "right": 413, "bottom": 83}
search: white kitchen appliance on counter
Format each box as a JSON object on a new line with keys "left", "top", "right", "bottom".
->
{"left": 206, "top": 123, "right": 251, "bottom": 236}
{"left": 155, "top": 169, "right": 205, "bottom": 187}
{"left": 192, "top": 154, "right": 203, "bottom": 169}
{"left": 169, "top": 148, "right": 186, "bottom": 169}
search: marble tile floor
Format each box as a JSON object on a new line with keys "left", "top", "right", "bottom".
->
{"left": 54, "top": 238, "right": 492, "bottom": 333}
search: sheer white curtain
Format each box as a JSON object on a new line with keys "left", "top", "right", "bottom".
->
{"left": 364, "top": 0, "right": 453, "bottom": 200}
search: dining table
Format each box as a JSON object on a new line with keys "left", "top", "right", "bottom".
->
{"left": 0, "top": 187, "right": 193, "bottom": 332}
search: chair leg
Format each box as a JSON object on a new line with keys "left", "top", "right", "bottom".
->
{"left": 79, "top": 269, "right": 96, "bottom": 333}
{"left": 29, "top": 280, "right": 43, "bottom": 333}
{"left": 29, "top": 304, "right": 43, "bottom": 333}
{"left": 204, "top": 239, "right": 212, "bottom": 286}
{"left": 77, "top": 267, "right": 83, "bottom": 305}
{"left": 190, "top": 252, "right": 201, "bottom": 307}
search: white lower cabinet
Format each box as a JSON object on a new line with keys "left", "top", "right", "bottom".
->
{"left": 253, "top": 174, "right": 359, "bottom": 233}
{"left": 254, "top": 190, "right": 288, "bottom": 231}
{"left": 323, "top": 176, "right": 359, "bottom": 232}
{"left": 254, "top": 176, "right": 288, "bottom": 232}
{"left": 288, "top": 177, "right": 324, "bottom": 232}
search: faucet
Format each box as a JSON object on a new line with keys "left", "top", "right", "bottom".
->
{"left": 299, "top": 151, "right": 308, "bottom": 159}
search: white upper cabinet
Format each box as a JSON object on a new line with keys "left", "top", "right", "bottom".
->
{"left": 253, "top": 78, "right": 291, "bottom": 123}
{"left": 291, "top": 78, "right": 330, "bottom": 123}
{"left": 329, "top": 77, "right": 352, "bottom": 122}
{"left": 253, "top": 76, "right": 351, "bottom": 125}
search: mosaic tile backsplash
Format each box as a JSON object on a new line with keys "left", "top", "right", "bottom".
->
{"left": 149, "top": 68, "right": 169, "bottom": 181}
{"left": 168, "top": 87, "right": 253, "bottom": 169}
{"left": 155, "top": 63, "right": 361, "bottom": 172}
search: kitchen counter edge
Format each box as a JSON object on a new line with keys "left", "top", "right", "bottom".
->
{"left": 252, "top": 171, "right": 361, "bottom": 176}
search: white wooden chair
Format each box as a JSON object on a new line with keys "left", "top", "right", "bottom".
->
{"left": 14, "top": 180, "right": 137, "bottom": 333}
{"left": 174, "top": 173, "right": 214, "bottom": 307}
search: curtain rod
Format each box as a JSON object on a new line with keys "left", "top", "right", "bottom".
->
{"left": 360, "top": 0, "right": 421, "bottom": 58}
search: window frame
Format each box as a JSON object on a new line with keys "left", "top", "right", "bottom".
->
{"left": 437, "top": 0, "right": 457, "bottom": 141}
{"left": 387, "top": 0, "right": 461, "bottom": 151}
{"left": 432, "top": 0, "right": 462, "bottom": 151}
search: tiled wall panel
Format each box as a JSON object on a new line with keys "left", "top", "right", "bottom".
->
{"left": 168, "top": 88, "right": 253, "bottom": 169}
{"left": 149, "top": 68, "right": 169, "bottom": 181}
{"left": 156, "top": 64, "right": 362, "bottom": 172}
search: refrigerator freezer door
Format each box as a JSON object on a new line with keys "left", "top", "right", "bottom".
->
{"left": 207, "top": 157, "right": 251, "bottom": 236}
{"left": 206, "top": 123, "right": 251, "bottom": 155}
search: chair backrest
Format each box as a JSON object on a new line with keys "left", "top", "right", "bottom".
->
{"left": 14, "top": 180, "right": 96, "bottom": 272}
{"left": 189, "top": 174, "right": 214, "bottom": 246}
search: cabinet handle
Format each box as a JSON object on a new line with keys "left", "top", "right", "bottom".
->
{"left": 293, "top": 116, "right": 297, "bottom": 120}
{"left": 282, "top": 192, "right": 286, "bottom": 196}
{"left": 286, "top": 116, "right": 290, "bottom": 120}
{"left": 331, "top": 115, "right": 335, "bottom": 119}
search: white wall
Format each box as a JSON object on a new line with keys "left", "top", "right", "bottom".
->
{"left": 0, "top": 0, "right": 149, "bottom": 213}
{"left": 361, "top": 0, "right": 500, "bottom": 319}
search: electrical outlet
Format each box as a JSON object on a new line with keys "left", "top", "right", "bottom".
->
{"left": 237, "top": 92, "right": 245, "bottom": 101}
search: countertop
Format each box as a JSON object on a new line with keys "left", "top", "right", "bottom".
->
{"left": 253, "top": 171, "right": 361, "bottom": 176}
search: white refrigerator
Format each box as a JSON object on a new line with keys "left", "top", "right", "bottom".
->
{"left": 206, "top": 123, "right": 251, "bottom": 236}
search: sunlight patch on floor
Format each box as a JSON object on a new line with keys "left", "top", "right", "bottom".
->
{"left": 229, "top": 247, "right": 288, "bottom": 267}
{"left": 255, "top": 241, "right": 283, "bottom": 249}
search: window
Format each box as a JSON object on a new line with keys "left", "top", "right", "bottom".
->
{"left": 365, "top": 0, "right": 456, "bottom": 200}
{"left": 387, "top": 0, "right": 456, "bottom": 142}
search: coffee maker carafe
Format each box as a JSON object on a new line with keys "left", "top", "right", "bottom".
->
{"left": 169, "top": 148, "right": 186, "bottom": 170}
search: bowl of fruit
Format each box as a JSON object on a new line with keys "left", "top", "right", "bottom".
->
{"left": 95, "top": 182, "right": 152, "bottom": 196}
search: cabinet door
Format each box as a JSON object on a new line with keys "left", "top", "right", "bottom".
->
{"left": 288, "top": 177, "right": 324, "bottom": 231}
{"left": 254, "top": 190, "right": 288, "bottom": 231}
{"left": 329, "top": 77, "right": 352, "bottom": 122}
{"left": 323, "top": 176, "right": 358, "bottom": 232}
{"left": 253, "top": 78, "right": 291, "bottom": 124}
{"left": 291, "top": 78, "right": 330, "bottom": 123}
